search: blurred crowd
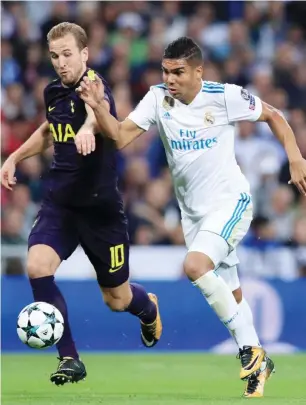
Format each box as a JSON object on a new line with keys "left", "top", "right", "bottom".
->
{"left": 1, "top": 1, "right": 306, "bottom": 278}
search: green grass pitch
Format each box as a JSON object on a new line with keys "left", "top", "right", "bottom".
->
{"left": 2, "top": 353, "right": 306, "bottom": 404}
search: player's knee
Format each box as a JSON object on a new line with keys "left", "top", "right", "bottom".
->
{"left": 104, "top": 296, "right": 127, "bottom": 312}
{"left": 101, "top": 281, "right": 132, "bottom": 312}
{"left": 232, "top": 287, "right": 242, "bottom": 304}
{"left": 27, "top": 261, "right": 54, "bottom": 279}
{"left": 184, "top": 252, "right": 214, "bottom": 281}
{"left": 27, "top": 246, "right": 60, "bottom": 279}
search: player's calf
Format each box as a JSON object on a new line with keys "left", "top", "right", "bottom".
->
{"left": 28, "top": 245, "right": 79, "bottom": 361}
{"left": 103, "top": 294, "right": 132, "bottom": 312}
{"left": 101, "top": 282, "right": 162, "bottom": 347}
{"left": 232, "top": 287, "right": 242, "bottom": 303}
{"left": 125, "top": 284, "right": 162, "bottom": 347}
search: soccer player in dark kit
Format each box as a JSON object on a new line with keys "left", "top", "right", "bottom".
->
{"left": 0, "top": 22, "right": 162, "bottom": 385}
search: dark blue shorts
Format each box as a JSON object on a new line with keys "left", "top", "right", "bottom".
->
{"left": 28, "top": 202, "right": 129, "bottom": 288}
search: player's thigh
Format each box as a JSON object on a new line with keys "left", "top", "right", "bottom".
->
{"left": 182, "top": 216, "right": 223, "bottom": 278}
{"left": 184, "top": 231, "right": 229, "bottom": 279}
{"left": 27, "top": 204, "right": 79, "bottom": 278}
{"left": 181, "top": 215, "right": 199, "bottom": 249}
{"left": 79, "top": 218, "right": 130, "bottom": 290}
{"left": 202, "top": 193, "right": 253, "bottom": 250}
{"left": 183, "top": 195, "right": 252, "bottom": 279}
{"left": 215, "top": 264, "right": 241, "bottom": 293}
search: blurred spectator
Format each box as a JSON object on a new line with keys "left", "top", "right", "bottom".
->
{"left": 239, "top": 216, "right": 298, "bottom": 280}
{"left": 17, "top": 156, "right": 44, "bottom": 203}
{"left": 1, "top": 39, "right": 21, "bottom": 88}
{"left": 1, "top": 207, "right": 27, "bottom": 244}
{"left": 40, "top": 2, "right": 71, "bottom": 43}
{"left": 127, "top": 178, "right": 183, "bottom": 245}
{"left": 112, "top": 12, "right": 147, "bottom": 67}
{"left": 268, "top": 186, "right": 295, "bottom": 242}
{"left": 292, "top": 217, "right": 306, "bottom": 277}
{"left": 123, "top": 157, "right": 150, "bottom": 206}
{"left": 9, "top": 184, "right": 38, "bottom": 239}
{"left": 4, "top": 257, "right": 25, "bottom": 276}
{"left": 235, "top": 121, "right": 281, "bottom": 212}
{"left": 2, "top": 83, "right": 26, "bottom": 120}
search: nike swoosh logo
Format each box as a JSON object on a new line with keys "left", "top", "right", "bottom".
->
{"left": 48, "top": 106, "right": 55, "bottom": 112}
{"left": 109, "top": 265, "right": 123, "bottom": 273}
{"left": 141, "top": 332, "right": 155, "bottom": 347}
{"left": 245, "top": 355, "right": 260, "bottom": 371}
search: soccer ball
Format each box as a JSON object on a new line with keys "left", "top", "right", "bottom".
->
{"left": 17, "top": 302, "right": 64, "bottom": 349}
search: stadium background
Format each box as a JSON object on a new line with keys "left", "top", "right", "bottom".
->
{"left": 1, "top": 0, "right": 306, "bottom": 356}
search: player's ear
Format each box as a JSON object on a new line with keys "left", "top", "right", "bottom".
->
{"left": 195, "top": 64, "right": 203, "bottom": 80}
{"left": 81, "top": 47, "right": 89, "bottom": 63}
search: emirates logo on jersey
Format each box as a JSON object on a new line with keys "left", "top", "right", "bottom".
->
{"left": 162, "top": 96, "right": 175, "bottom": 111}
{"left": 204, "top": 112, "right": 215, "bottom": 125}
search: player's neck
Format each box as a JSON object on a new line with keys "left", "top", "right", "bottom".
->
{"left": 180, "top": 81, "right": 202, "bottom": 105}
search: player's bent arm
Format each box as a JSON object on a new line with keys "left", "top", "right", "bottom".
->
{"left": 75, "top": 104, "right": 103, "bottom": 155}
{"left": 92, "top": 101, "right": 145, "bottom": 149}
{"left": 257, "top": 101, "right": 303, "bottom": 163}
{"left": 116, "top": 119, "right": 146, "bottom": 149}
{"left": 83, "top": 103, "right": 100, "bottom": 134}
{"left": 10, "top": 121, "right": 53, "bottom": 164}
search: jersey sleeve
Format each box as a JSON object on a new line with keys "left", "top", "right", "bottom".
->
{"left": 128, "top": 90, "right": 157, "bottom": 131}
{"left": 224, "top": 84, "right": 262, "bottom": 122}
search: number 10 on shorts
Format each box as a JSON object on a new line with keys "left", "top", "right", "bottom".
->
{"left": 109, "top": 244, "right": 125, "bottom": 272}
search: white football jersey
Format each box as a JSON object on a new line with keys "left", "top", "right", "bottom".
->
{"left": 128, "top": 81, "right": 262, "bottom": 219}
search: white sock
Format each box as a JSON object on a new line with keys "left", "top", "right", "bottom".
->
{"left": 226, "top": 297, "right": 261, "bottom": 349}
{"left": 193, "top": 271, "right": 260, "bottom": 349}
{"left": 239, "top": 297, "right": 261, "bottom": 347}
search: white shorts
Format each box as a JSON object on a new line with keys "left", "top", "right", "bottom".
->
{"left": 182, "top": 193, "right": 253, "bottom": 268}
{"left": 216, "top": 264, "right": 240, "bottom": 291}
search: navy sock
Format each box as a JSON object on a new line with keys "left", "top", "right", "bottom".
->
{"left": 29, "top": 275, "right": 79, "bottom": 359}
{"left": 126, "top": 283, "right": 157, "bottom": 324}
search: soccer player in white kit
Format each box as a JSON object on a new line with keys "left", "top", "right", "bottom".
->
{"left": 76, "top": 37, "right": 306, "bottom": 398}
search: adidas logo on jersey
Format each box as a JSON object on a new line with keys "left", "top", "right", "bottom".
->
{"left": 162, "top": 112, "right": 172, "bottom": 120}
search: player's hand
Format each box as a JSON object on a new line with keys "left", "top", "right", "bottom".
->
{"left": 75, "top": 129, "right": 96, "bottom": 156}
{"left": 76, "top": 75, "right": 104, "bottom": 109}
{"left": 289, "top": 158, "right": 306, "bottom": 196}
{"left": 0, "top": 157, "right": 17, "bottom": 190}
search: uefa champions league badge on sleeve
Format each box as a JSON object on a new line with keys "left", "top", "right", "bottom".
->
{"left": 249, "top": 95, "right": 256, "bottom": 110}
{"left": 241, "top": 88, "right": 251, "bottom": 100}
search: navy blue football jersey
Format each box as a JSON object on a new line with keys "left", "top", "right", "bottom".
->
{"left": 43, "top": 68, "right": 122, "bottom": 211}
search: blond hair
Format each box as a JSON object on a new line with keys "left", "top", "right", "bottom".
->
{"left": 47, "top": 22, "right": 87, "bottom": 50}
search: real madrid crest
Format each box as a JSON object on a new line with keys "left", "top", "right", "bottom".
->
{"left": 162, "top": 96, "right": 175, "bottom": 111}
{"left": 204, "top": 112, "right": 215, "bottom": 125}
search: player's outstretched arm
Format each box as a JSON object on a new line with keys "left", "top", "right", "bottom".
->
{"left": 258, "top": 102, "right": 306, "bottom": 196}
{"left": 1, "top": 121, "right": 52, "bottom": 190}
{"left": 76, "top": 75, "right": 145, "bottom": 150}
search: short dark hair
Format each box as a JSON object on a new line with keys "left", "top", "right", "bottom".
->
{"left": 163, "top": 37, "right": 202, "bottom": 64}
